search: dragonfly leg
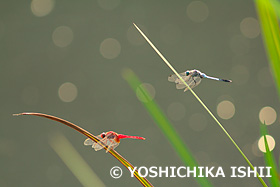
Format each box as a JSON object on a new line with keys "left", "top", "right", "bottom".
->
{"left": 192, "top": 77, "right": 197, "bottom": 85}
{"left": 105, "top": 139, "right": 115, "bottom": 152}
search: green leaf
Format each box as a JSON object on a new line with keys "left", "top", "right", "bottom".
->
{"left": 256, "top": 0, "right": 280, "bottom": 101}
{"left": 133, "top": 23, "right": 268, "bottom": 187}
{"left": 123, "top": 68, "right": 212, "bottom": 187}
{"left": 260, "top": 122, "right": 280, "bottom": 186}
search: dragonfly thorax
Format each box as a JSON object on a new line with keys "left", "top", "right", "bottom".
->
{"left": 189, "top": 69, "right": 203, "bottom": 77}
{"left": 106, "top": 132, "right": 116, "bottom": 139}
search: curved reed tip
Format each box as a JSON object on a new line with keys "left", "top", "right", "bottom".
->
{"left": 13, "top": 113, "right": 22, "bottom": 116}
{"left": 13, "top": 113, "right": 30, "bottom": 116}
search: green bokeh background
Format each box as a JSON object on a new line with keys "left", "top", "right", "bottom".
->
{"left": 1, "top": 0, "right": 279, "bottom": 186}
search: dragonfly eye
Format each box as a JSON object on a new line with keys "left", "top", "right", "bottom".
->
{"left": 186, "top": 71, "right": 190, "bottom": 76}
{"left": 100, "top": 132, "right": 106, "bottom": 138}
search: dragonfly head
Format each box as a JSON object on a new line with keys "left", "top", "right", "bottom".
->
{"left": 185, "top": 71, "right": 190, "bottom": 76}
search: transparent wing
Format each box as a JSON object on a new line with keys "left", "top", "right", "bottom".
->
{"left": 84, "top": 134, "right": 108, "bottom": 151}
{"left": 168, "top": 72, "right": 187, "bottom": 82}
{"left": 93, "top": 137, "right": 109, "bottom": 151}
{"left": 84, "top": 138, "right": 94, "bottom": 146}
{"left": 92, "top": 137, "right": 120, "bottom": 152}
{"left": 84, "top": 134, "right": 104, "bottom": 147}
{"left": 176, "top": 82, "right": 188, "bottom": 89}
{"left": 175, "top": 75, "right": 192, "bottom": 85}
{"left": 174, "top": 74, "right": 201, "bottom": 90}
{"left": 106, "top": 140, "right": 119, "bottom": 153}
{"left": 183, "top": 76, "right": 202, "bottom": 92}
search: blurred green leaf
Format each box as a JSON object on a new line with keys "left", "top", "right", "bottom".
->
{"left": 256, "top": 0, "right": 280, "bottom": 101}
{"left": 268, "top": 0, "right": 280, "bottom": 18}
{"left": 260, "top": 122, "right": 280, "bottom": 186}
{"left": 122, "top": 68, "right": 212, "bottom": 187}
{"left": 49, "top": 133, "right": 106, "bottom": 187}
{"left": 133, "top": 23, "right": 268, "bottom": 187}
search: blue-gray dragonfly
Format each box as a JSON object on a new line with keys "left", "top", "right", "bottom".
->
{"left": 168, "top": 69, "right": 232, "bottom": 92}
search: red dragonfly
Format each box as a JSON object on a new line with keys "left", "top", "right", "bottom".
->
{"left": 84, "top": 131, "right": 145, "bottom": 152}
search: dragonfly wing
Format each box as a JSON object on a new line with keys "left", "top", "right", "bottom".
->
{"left": 176, "top": 82, "right": 187, "bottom": 89}
{"left": 84, "top": 138, "right": 94, "bottom": 146}
{"left": 168, "top": 72, "right": 186, "bottom": 82}
{"left": 174, "top": 75, "right": 193, "bottom": 89}
{"left": 106, "top": 140, "right": 120, "bottom": 153}
{"left": 184, "top": 76, "right": 202, "bottom": 92}
{"left": 93, "top": 137, "right": 109, "bottom": 151}
{"left": 174, "top": 75, "right": 190, "bottom": 84}
{"left": 92, "top": 137, "right": 119, "bottom": 152}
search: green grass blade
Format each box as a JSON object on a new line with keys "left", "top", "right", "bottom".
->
{"left": 255, "top": 0, "right": 280, "bottom": 101}
{"left": 13, "top": 113, "right": 153, "bottom": 187}
{"left": 260, "top": 122, "right": 280, "bottom": 186}
{"left": 49, "top": 133, "right": 106, "bottom": 187}
{"left": 133, "top": 23, "right": 268, "bottom": 187}
{"left": 122, "top": 68, "right": 212, "bottom": 187}
{"left": 268, "top": 0, "right": 280, "bottom": 20}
